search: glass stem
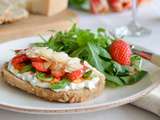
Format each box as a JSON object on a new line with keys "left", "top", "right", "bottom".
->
{"left": 131, "top": 0, "right": 137, "bottom": 25}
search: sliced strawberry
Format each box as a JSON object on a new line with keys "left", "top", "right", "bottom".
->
{"left": 51, "top": 70, "right": 65, "bottom": 79}
{"left": 109, "top": 39, "right": 132, "bottom": 65}
{"left": 11, "top": 54, "right": 30, "bottom": 70}
{"left": 32, "top": 61, "right": 48, "bottom": 72}
{"left": 30, "top": 57, "right": 45, "bottom": 62}
{"left": 12, "top": 54, "right": 29, "bottom": 65}
{"left": 31, "top": 57, "right": 50, "bottom": 72}
{"left": 13, "top": 63, "right": 24, "bottom": 71}
{"left": 67, "top": 69, "right": 84, "bottom": 81}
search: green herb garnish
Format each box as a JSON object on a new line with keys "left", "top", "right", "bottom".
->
{"left": 83, "top": 70, "right": 92, "bottom": 79}
{"left": 36, "top": 72, "right": 53, "bottom": 81}
{"left": 20, "top": 64, "right": 35, "bottom": 73}
{"left": 50, "top": 78, "right": 70, "bottom": 90}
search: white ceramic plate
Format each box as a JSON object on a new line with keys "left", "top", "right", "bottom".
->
{"left": 0, "top": 36, "right": 160, "bottom": 114}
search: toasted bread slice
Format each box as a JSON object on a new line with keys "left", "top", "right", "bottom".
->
{"left": 1, "top": 63, "right": 105, "bottom": 103}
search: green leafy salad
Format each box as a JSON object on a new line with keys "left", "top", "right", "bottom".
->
{"left": 32, "top": 25, "right": 148, "bottom": 87}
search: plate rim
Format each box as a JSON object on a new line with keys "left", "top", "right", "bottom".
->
{"left": 0, "top": 77, "right": 159, "bottom": 114}
{"left": 0, "top": 37, "right": 160, "bottom": 114}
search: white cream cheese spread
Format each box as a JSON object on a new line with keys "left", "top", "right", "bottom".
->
{"left": 8, "top": 62, "right": 100, "bottom": 92}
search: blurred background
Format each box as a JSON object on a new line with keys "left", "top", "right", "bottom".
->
{"left": 1, "top": 0, "right": 160, "bottom": 50}
{"left": 1, "top": 0, "right": 159, "bottom": 41}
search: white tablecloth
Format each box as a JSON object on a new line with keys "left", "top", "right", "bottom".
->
{"left": 0, "top": 0, "right": 160, "bottom": 119}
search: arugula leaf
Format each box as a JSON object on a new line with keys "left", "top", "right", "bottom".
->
{"left": 105, "top": 73, "right": 124, "bottom": 86}
{"left": 129, "top": 71, "right": 148, "bottom": 84}
{"left": 112, "top": 61, "right": 123, "bottom": 75}
{"left": 131, "top": 55, "right": 142, "bottom": 71}
{"left": 120, "top": 71, "right": 148, "bottom": 85}
{"left": 106, "top": 81, "right": 119, "bottom": 88}
{"left": 97, "top": 28, "right": 106, "bottom": 33}
{"left": 83, "top": 70, "right": 92, "bottom": 79}
{"left": 87, "top": 42, "right": 104, "bottom": 73}
{"left": 70, "top": 47, "right": 86, "bottom": 57}
{"left": 120, "top": 76, "right": 131, "bottom": 85}
{"left": 31, "top": 42, "right": 47, "bottom": 47}
{"left": 101, "top": 60, "right": 112, "bottom": 72}
{"left": 98, "top": 47, "right": 111, "bottom": 59}
{"left": 76, "top": 30, "right": 95, "bottom": 47}
{"left": 106, "top": 70, "right": 147, "bottom": 86}
{"left": 103, "top": 61, "right": 128, "bottom": 76}
{"left": 50, "top": 79, "right": 70, "bottom": 90}
{"left": 117, "top": 66, "right": 129, "bottom": 76}
{"left": 97, "top": 28, "right": 113, "bottom": 48}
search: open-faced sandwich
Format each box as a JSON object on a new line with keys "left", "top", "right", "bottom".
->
{"left": 1, "top": 47, "right": 105, "bottom": 103}
{"left": 1, "top": 25, "right": 148, "bottom": 103}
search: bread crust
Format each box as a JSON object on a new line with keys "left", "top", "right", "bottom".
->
{"left": 1, "top": 63, "right": 105, "bottom": 103}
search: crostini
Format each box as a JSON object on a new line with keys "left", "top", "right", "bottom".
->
{"left": 1, "top": 47, "right": 105, "bottom": 103}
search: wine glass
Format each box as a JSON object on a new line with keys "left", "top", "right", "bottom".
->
{"left": 115, "top": 0, "right": 151, "bottom": 37}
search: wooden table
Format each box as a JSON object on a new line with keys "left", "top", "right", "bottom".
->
{"left": 0, "top": 9, "right": 77, "bottom": 43}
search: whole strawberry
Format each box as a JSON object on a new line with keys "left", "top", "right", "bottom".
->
{"left": 109, "top": 39, "right": 132, "bottom": 65}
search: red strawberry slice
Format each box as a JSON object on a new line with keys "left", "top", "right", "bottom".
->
{"left": 13, "top": 64, "right": 25, "bottom": 71}
{"left": 30, "top": 57, "right": 49, "bottom": 72}
{"left": 11, "top": 54, "right": 30, "bottom": 70}
{"left": 12, "top": 54, "right": 29, "bottom": 65}
{"left": 67, "top": 69, "right": 84, "bottom": 81}
{"left": 109, "top": 39, "right": 132, "bottom": 65}
{"left": 51, "top": 70, "right": 65, "bottom": 79}
{"left": 32, "top": 61, "right": 48, "bottom": 72}
{"left": 30, "top": 57, "right": 45, "bottom": 62}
